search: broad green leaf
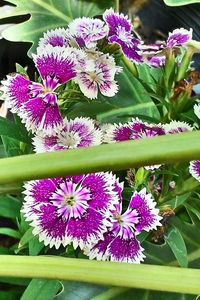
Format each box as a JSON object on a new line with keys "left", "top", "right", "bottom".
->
{"left": 0, "top": 195, "right": 21, "bottom": 218}
{"left": 164, "top": 226, "right": 188, "bottom": 268}
{"left": 0, "top": 116, "right": 30, "bottom": 143}
{"left": 56, "top": 281, "right": 107, "bottom": 300}
{"left": 164, "top": 193, "right": 190, "bottom": 210}
{"left": 21, "top": 279, "right": 61, "bottom": 300}
{"left": 163, "top": 0, "right": 200, "bottom": 5}
{"left": 1, "top": 0, "right": 113, "bottom": 56}
{"left": 0, "top": 228, "right": 20, "bottom": 239}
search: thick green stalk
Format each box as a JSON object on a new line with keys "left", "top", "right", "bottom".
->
{"left": 0, "top": 131, "right": 200, "bottom": 184}
{"left": 0, "top": 256, "right": 200, "bottom": 295}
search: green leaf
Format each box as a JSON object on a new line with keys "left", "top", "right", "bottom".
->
{"left": 0, "top": 291, "right": 22, "bottom": 300}
{"left": 0, "top": 116, "right": 30, "bottom": 143}
{"left": 0, "top": 131, "right": 200, "bottom": 184}
{"left": 28, "top": 236, "right": 44, "bottom": 256}
{"left": 21, "top": 279, "right": 61, "bottom": 300}
{"left": 0, "top": 195, "right": 21, "bottom": 218}
{"left": 1, "top": 0, "right": 113, "bottom": 56}
{"left": 163, "top": 0, "right": 200, "bottom": 6}
{"left": 0, "top": 228, "right": 20, "bottom": 239}
{"left": 56, "top": 281, "right": 107, "bottom": 300}
{"left": 103, "top": 288, "right": 196, "bottom": 300}
{"left": 164, "top": 225, "right": 188, "bottom": 268}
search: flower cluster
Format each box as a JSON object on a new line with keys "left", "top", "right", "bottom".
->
{"left": 2, "top": 7, "right": 197, "bottom": 264}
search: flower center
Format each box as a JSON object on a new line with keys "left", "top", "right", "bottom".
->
{"left": 50, "top": 180, "right": 91, "bottom": 221}
{"left": 58, "top": 131, "right": 81, "bottom": 148}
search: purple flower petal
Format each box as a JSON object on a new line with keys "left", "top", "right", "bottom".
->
{"left": 103, "top": 8, "right": 132, "bottom": 36}
{"left": 32, "top": 203, "right": 68, "bottom": 249}
{"left": 164, "top": 120, "right": 193, "bottom": 134}
{"left": 75, "top": 52, "right": 120, "bottom": 99}
{"left": 167, "top": 28, "right": 192, "bottom": 48}
{"left": 88, "top": 231, "right": 145, "bottom": 263}
{"left": 129, "top": 188, "right": 162, "bottom": 234}
{"left": 66, "top": 208, "right": 107, "bottom": 249}
{"left": 38, "top": 28, "right": 69, "bottom": 50}
{"left": 69, "top": 17, "right": 108, "bottom": 45}
{"left": 20, "top": 97, "right": 63, "bottom": 134}
{"left": 107, "top": 235, "right": 145, "bottom": 263}
{"left": 148, "top": 56, "right": 166, "bottom": 68}
{"left": 1, "top": 74, "right": 31, "bottom": 113}
{"left": 33, "top": 46, "right": 77, "bottom": 84}
{"left": 109, "top": 35, "right": 143, "bottom": 63}
{"left": 189, "top": 161, "right": 200, "bottom": 182}
{"left": 82, "top": 172, "right": 118, "bottom": 212}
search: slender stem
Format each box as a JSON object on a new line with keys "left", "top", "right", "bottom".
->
{"left": 176, "top": 48, "right": 194, "bottom": 82}
{"left": 91, "top": 288, "right": 128, "bottom": 300}
{"left": 0, "top": 131, "right": 200, "bottom": 184}
{"left": 0, "top": 256, "right": 200, "bottom": 295}
{"left": 115, "top": 0, "right": 119, "bottom": 13}
{"left": 122, "top": 56, "right": 138, "bottom": 77}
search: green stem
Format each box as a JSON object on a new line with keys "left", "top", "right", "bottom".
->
{"left": 0, "top": 131, "right": 200, "bottom": 184}
{"left": 122, "top": 56, "right": 138, "bottom": 77}
{"left": 176, "top": 48, "right": 194, "bottom": 82}
{"left": 0, "top": 256, "right": 200, "bottom": 294}
{"left": 115, "top": 0, "right": 119, "bottom": 13}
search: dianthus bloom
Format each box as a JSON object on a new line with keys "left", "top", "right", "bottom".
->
{"left": 2, "top": 46, "right": 84, "bottom": 133}
{"left": 33, "top": 117, "right": 102, "bottom": 153}
{"left": 86, "top": 188, "right": 162, "bottom": 263}
{"left": 74, "top": 51, "right": 121, "bottom": 99}
{"left": 189, "top": 161, "right": 200, "bottom": 183}
{"left": 164, "top": 120, "right": 193, "bottom": 134}
{"left": 103, "top": 8, "right": 143, "bottom": 63}
{"left": 22, "top": 172, "right": 119, "bottom": 249}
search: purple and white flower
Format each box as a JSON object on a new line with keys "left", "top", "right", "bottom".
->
{"left": 194, "top": 103, "right": 200, "bottom": 120}
{"left": 164, "top": 120, "right": 193, "bottom": 134}
{"left": 103, "top": 8, "right": 143, "bottom": 63}
{"left": 74, "top": 51, "right": 121, "bottom": 99}
{"left": 167, "top": 28, "right": 193, "bottom": 49}
{"left": 33, "top": 117, "right": 102, "bottom": 153}
{"left": 86, "top": 188, "right": 161, "bottom": 263}
{"left": 103, "top": 118, "right": 165, "bottom": 143}
{"left": 22, "top": 172, "right": 119, "bottom": 249}
{"left": 2, "top": 46, "right": 80, "bottom": 134}
{"left": 69, "top": 17, "right": 108, "bottom": 48}
{"left": 189, "top": 161, "right": 200, "bottom": 183}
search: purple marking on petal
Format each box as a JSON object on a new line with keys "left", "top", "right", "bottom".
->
{"left": 148, "top": 56, "right": 166, "bottom": 68}
{"left": 113, "top": 124, "right": 132, "bottom": 142}
{"left": 66, "top": 208, "right": 106, "bottom": 248}
{"left": 24, "top": 179, "right": 59, "bottom": 204}
{"left": 129, "top": 118, "right": 165, "bottom": 140}
{"left": 103, "top": 8, "right": 132, "bottom": 36}
{"left": 21, "top": 97, "right": 63, "bottom": 134}
{"left": 107, "top": 235, "right": 144, "bottom": 263}
{"left": 87, "top": 232, "right": 114, "bottom": 260}
{"left": 38, "top": 28, "right": 69, "bottom": 51}
{"left": 35, "top": 203, "right": 67, "bottom": 248}
{"left": 109, "top": 35, "right": 143, "bottom": 63}
{"left": 2, "top": 74, "right": 31, "bottom": 112}
{"left": 69, "top": 17, "right": 108, "bottom": 44}
{"left": 164, "top": 120, "right": 193, "bottom": 134}
{"left": 189, "top": 160, "right": 200, "bottom": 183}
{"left": 82, "top": 173, "right": 115, "bottom": 212}
{"left": 129, "top": 189, "right": 162, "bottom": 234}
{"left": 167, "top": 28, "right": 192, "bottom": 48}
{"left": 34, "top": 47, "right": 76, "bottom": 84}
